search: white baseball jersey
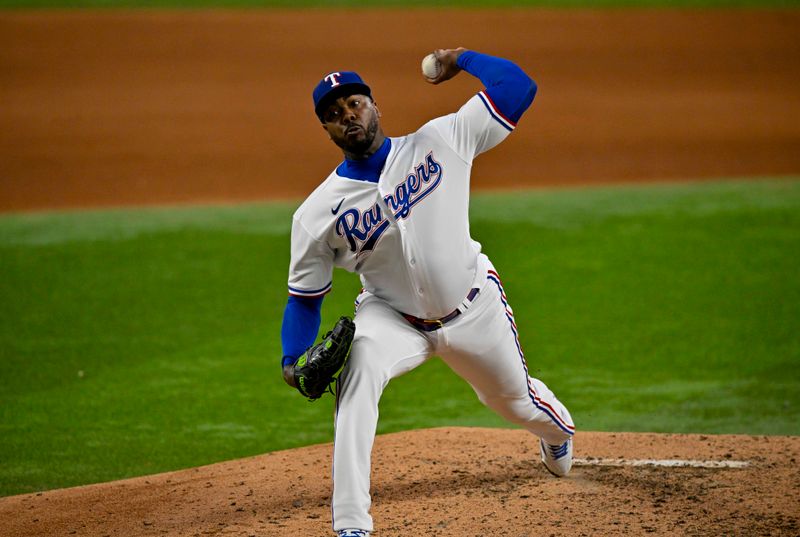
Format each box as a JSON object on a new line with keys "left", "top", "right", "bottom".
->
{"left": 288, "top": 91, "right": 514, "bottom": 319}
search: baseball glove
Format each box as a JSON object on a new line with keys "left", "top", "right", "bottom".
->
{"left": 293, "top": 316, "right": 355, "bottom": 400}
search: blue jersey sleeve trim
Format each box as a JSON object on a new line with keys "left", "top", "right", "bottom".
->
{"left": 281, "top": 294, "right": 324, "bottom": 365}
{"left": 457, "top": 50, "right": 537, "bottom": 124}
{"left": 288, "top": 281, "right": 332, "bottom": 298}
{"left": 477, "top": 91, "right": 515, "bottom": 132}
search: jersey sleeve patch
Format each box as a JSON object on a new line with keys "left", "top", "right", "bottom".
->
{"left": 288, "top": 281, "right": 332, "bottom": 298}
{"left": 477, "top": 90, "right": 516, "bottom": 132}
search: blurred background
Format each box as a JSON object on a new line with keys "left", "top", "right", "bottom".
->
{"left": 2, "top": 9, "right": 799, "bottom": 211}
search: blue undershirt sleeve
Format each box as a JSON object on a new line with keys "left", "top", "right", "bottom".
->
{"left": 457, "top": 50, "right": 537, "bottom": 124}
{"left": 280, "top": 295, "right": 323, "bottom": 367}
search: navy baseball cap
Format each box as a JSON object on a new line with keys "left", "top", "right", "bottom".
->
{"left": 313, "top": 71, "right": 372, "bottom": 122}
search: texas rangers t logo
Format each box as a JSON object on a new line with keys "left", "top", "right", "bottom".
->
{"left": 325, "top": 72, "right": 342, "bottom": 88}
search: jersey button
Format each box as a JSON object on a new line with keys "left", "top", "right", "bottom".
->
{"left": 410, "top": 258, "right": 416, "bottom": 266}
{"left": 418, "top": 288, "right": 424, "bottom": 294}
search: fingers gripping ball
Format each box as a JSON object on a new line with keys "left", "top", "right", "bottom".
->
{"left": 293, "top": 316, "right": 356, "bottom": 400}
{"left": 421, "top": 53, "right": 441, "bottom": 79}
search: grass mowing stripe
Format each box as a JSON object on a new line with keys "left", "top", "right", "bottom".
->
{"left": 0, "top": 202, "right": 296, "bottom": 246}
{"left": 1, "top": 178, "right": 798, "bottom": 496}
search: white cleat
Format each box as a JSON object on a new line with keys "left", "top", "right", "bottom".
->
{"left": 540, "top": 437, "right": 573, "bottom": 477}
{"left": 338, "top": 530, "right": 369, "bottom": 537}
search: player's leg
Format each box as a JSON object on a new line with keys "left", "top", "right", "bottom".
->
{"left": 438, "top": 267, "right": 574, "bottom": 447}
{"left": 332, "top": 292, "right": 432, "bottom": 533}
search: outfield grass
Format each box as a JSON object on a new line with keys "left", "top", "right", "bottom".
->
{"left": 1, "top": 178, "right": 799, "bottom": 497}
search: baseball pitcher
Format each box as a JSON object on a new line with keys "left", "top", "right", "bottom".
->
{"left": 280, "top": 48, "right": 575, "bottom": 537}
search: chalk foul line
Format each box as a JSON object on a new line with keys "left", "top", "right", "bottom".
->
{"left": 573, "top": 458, "right": 750, "bottom": 469}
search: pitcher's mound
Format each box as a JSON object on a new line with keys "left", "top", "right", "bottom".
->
{"left": 1, "top": 428, "right": 798, "bottom": 536}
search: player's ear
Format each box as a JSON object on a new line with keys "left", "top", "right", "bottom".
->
{"left": 373, "top": 101, "right": 381, "bottom": 118}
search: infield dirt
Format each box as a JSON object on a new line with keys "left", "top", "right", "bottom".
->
{"left": 1, "top": 428, "right": 799, "bottom": 536}
{"left": 1, "top": 9, "right": 799, "bottom": 537}
{"left": 1, "top": 10, "right": 799, "bottom": 211}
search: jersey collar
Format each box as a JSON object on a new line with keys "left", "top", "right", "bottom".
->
{"left": 336, "top": 137, "right": 392, "bottom": 184}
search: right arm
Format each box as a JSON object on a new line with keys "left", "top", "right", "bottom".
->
{"left": 424, "top": 48, "right": 537, "bottom": 161}
{"left": 426, "top": 47, "right": 537, "bottom": 125}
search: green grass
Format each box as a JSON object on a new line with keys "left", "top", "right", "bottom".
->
{"left": 1, "top": 0, "right": 798, "bottom": 8}
{"left": 1, "top": 178, "right": 798, "bottom": 497}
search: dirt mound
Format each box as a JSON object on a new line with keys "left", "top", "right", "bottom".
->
{"left": 1, "top": 427, "right": 798, "bottom": 536}
{"left": 1, "top": 10, "right": 799, "bottom": 212}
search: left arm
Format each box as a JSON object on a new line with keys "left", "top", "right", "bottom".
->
{"left": 280, "top": 294, "right": 324, "bottom": 387}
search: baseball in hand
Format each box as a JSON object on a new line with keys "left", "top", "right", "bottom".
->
{"left": 421, "top": 53, "right": 441, "bottom": 79}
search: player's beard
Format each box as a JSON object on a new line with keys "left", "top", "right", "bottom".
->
{"left": 339, "top": 114, "right": 380, "bottom": 157}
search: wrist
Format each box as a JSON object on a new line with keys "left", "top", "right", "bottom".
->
{"left": 282, "top": 363, "right": 297, "bottom": 387}
{"left": 455, "top": 49, "right": 474, "bottom": 69}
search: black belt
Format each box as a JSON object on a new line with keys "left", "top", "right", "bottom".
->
{"left": 402, "top": 288, "right": 480, "bottom": 332}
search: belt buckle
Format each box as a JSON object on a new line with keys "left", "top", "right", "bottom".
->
{"left": 423, "top": 318, "right": 444, "bottom": 329}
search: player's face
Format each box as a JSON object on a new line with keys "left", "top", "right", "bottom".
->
{"left": 321, "top": 94, "right": 382, "bottom": 156}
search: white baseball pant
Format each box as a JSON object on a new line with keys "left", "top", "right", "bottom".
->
{"left": 331, "top": 254, "right": 575, "bottom": 532}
